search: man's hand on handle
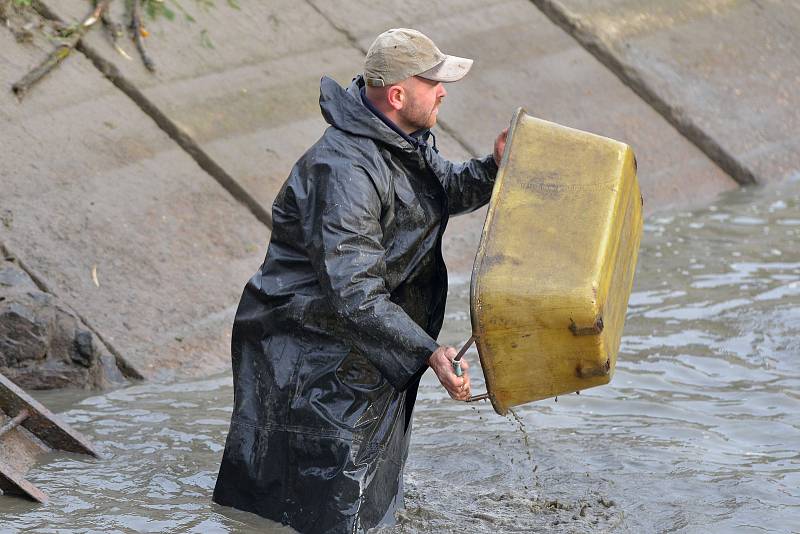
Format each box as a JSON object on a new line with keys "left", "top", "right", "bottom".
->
{"left": 493, "top": 127, "right": 509, "bottom": 166}
{"left": 428, "top": 346, "right": 471, "bottom": 401}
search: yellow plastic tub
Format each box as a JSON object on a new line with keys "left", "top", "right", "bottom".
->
{"left": 469, "top": 108, "right": 643, "bottom": 415}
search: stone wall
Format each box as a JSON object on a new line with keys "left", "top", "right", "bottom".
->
{"left": 0, "top": 256, "right": 127, "bottom": 389}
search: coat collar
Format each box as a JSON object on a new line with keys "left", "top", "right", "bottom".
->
{"left": 319, "top": 74, "right": 432, "bottom": 153}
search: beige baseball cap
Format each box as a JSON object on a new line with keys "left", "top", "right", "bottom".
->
{"left": 364, "top": 28, "right": 473, "bottom": 87}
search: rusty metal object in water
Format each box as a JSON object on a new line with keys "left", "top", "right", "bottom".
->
{"left": 0, "top": 372, "right": 98, "bottom": 503}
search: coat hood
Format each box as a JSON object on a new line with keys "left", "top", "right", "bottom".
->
{"left": 319, "top": 75, "right": 415, "bottom": 152}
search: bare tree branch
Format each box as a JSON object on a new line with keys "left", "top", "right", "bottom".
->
{"left": 99, "top": 0, "right": 127, "bottom": 58}
{"left": 130, "top": 0, "right": 155, "bottom": 72}
{"left": 12, "top": 0, "right": 110, "bottom": 99}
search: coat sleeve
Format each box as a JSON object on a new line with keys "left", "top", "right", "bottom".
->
{"left": 426, "top": 150, "right": 498, "bottom": 215}
{"left": 300, "top": 153, "right": 439, "bottom": 391}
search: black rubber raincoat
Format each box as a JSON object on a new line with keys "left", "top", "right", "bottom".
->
{"left": 213, "top": 75, "right": 497, "bottom": 533}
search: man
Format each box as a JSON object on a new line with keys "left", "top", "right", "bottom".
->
{"left": 213, "top": 28, "right": 507, "bottom": 533}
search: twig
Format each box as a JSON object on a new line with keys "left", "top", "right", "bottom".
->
{"left": 11, "top": 0, "right": 110, "bottom": 99}
{"left": 1, "top": 0, "right": 34, "bottom": 43}
{"left": 99, "top": 0, "right": 127, "bottom": 58}
{"left": 130, "top": 0, "right": 154, "bottom": 72}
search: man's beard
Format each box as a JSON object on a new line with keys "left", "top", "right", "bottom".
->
{"left": 401, "top": 96, "right": 442, "bottom": 131}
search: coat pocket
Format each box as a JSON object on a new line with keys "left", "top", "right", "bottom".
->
{"left": 392, "top": 174, "right": 428, "bottom": 226}
{"left": 332, "top": 349, "right": 394, "bottom": 431}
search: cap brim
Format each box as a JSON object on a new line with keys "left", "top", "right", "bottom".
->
{"left": 417, "top": 55, "right": 473, "bottom": 83}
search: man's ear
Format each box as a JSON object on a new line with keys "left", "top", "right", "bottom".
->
{"left": 387, "top": 85, "right": 405, "bottom": 111}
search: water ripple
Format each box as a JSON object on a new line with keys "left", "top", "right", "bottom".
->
{"left": 2, "top": 183, "right": 799, "bottom": 532}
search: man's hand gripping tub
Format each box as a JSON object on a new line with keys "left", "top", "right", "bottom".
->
{"left": 429, "top": 346, "right": 471, "bottom": 401}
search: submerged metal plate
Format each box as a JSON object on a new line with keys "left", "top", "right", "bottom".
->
{"left": 0, "top": 373, "right": 99, "bottom": 502}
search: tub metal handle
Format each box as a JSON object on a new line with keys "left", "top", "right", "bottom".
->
{"left": 451, "top": 335, "right": 491, "bottom": 403}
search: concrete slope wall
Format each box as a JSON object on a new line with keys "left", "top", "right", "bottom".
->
{"left": 2, "top": 0, "right": 793, "bottom": 381}
{"left": 0, "top": 16, "right": 266, "bottom": 380}
{"left": 37, "top": 0, "right": 740, "bottom": 272}
{"left": 532, "top": 0, "right": 800, "bottom": 185}
{"left": 308, "top": 0, "right": 739, "bottom": 269}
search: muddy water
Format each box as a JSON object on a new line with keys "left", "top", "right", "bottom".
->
{"left": 2, "top": 178, "right": 799, "bottom": 533}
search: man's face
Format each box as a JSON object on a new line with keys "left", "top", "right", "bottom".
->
{"left": 398, "top": 76, "right": 447, "bottom": 131}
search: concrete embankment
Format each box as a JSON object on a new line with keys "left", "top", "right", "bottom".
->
{"left": 1, "top": 0, "right": 796, "bottom": 383}
{"left": 1, "top": 3, "right": 267, "bottom": 382}
{"left": 531, "top": 0, "right": 800, "bottom": 186}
